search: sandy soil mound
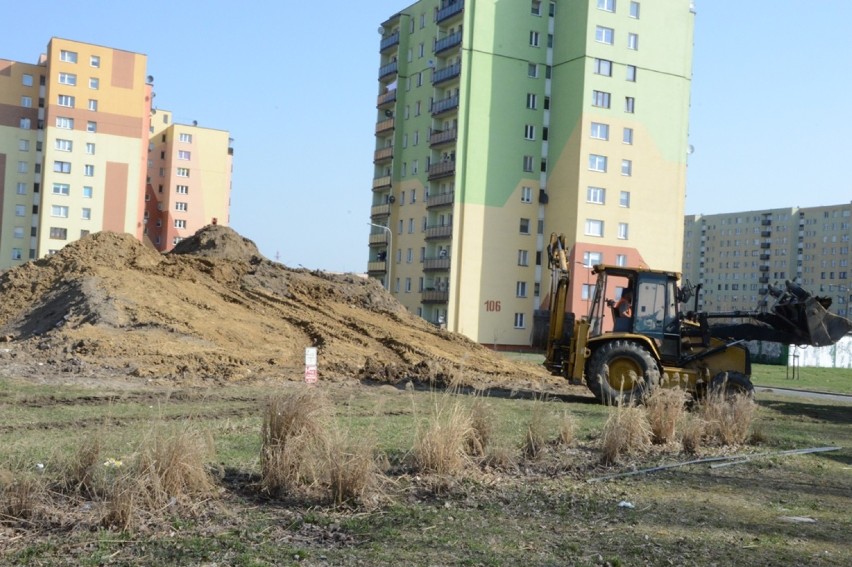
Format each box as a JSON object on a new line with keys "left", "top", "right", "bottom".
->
{"left": 0, "top": 226, "right": 549, "bottom": 387}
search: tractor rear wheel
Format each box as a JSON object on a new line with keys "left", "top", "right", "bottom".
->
{"left": 586, "top": 340, "right": 660, "bottom": 405}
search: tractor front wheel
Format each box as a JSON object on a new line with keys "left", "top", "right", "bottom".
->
{"left": 586, "top": 340, "right": 661, "bottom": 405}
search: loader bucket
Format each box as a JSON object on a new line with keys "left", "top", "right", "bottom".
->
{"left": 772, "top": 295, "right": 852, "bottom": 347}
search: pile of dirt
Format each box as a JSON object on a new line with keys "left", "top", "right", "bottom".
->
{"left": 0, "top": 226, "right": 550, "bottom": 387}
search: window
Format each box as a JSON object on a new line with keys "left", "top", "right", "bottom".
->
{"left": 597, "top": 0, "right": 616, "bottom": 11}
{"left": 623, "top": 127, "right": 634, "bottom": 144}
{"left": 21, "top": 95, "right": 32, "bottom": 108}
{"left": 524, "top": 124, "right": 536, "bottom": 140}
{"left": 176, "top": 185, "right": 189, "bottom": 194}
{"left": 518, "top": 250, "right": 529, "bottom": 266}
{"left": 581, "top": 283, "right": 596, "bottom": 300}
{"left": 86, "top": 142, "right": 95, "bottom": 154}
{"left": 526, "top": 93, "right": 537, "bottom": 109}
{"left": 532, "top": 0, "right": 542, "bottom": 15}
{"left": 587, "top": 186, "right": 606, "bottom": 204}
{"left": 83, "top": 186, "right": 93, "bottom": 198}
{"left": 176, "top": 202, "right": 189, "bottom": 212}
{"left": 588, "top": 154, "right": 608, "bottom": 172}
{"left": 630, "top": 1, "right": 640, "bottom": 18}
{"left": 87, "top": 121, "right": 97, "bottom": 133}
{"left": 90, "top": 55, "right": 100, "bottom": 67}
{"left": 88, "top": 99, "right": 98, "bottom": 111}
{"left": 178, "top": 150, "right": 191, "bottom": 160}
{"left": 405, "top": 277, "right": 412, "bottom": 293}
{"left": 625, "top": 96, "right": 635, "bottom": 113}
{"left": 54, "top": 161, "right": 71, "bottom": 174}
{"left": 60, "top": 50, "right": 78, "bottom": 63}
{"left": 523, "top": 155, "right": 535, "bottom": 172}
{"left": 530, "top": 31, "right": 540, "bottom": 47}
{"left": 520, "top": 218, "right": 531, "bottom": 234}
{"left": 583, "top": 251, "right": 602, "bottom": 267}
{"left": 590, "top": 122, "right": 609, "bottom": 140}
{"left": 514, "top": 313, "right": 526, "bottom": 329}
{"left": 626, "top": 65, "right": 637, "bottom": 82}
{"left": 58, "top": 72, "right": 77, "bottom": 86}
{"left": 22, "top": 74, "right": 33, "bottom": 87}
{"left": 52, "top": 183, "right": 70, "bottom": 196}
{"left": 51, "top": 205, "right": 69, "bottom": 218}
{"left": 621, "top": 159, "right": 632, "bottom": 176}
{"left": 55, "top": 139, "right": 73, "bottom": 152}
{"left": 16, "top": 183, "right": 26, "bottom": 195}
{"left": 81, "top": 208, "right": 91, "bottom": 220}
{"left": 19, "top": 117, "right": 31, "bottom": 129}
{"left": 12, "top": 249, "right": 23, "bottom": 261}
{"left": 620, "top": 191, "right": 631, "bottom": 208}
{"left": 616, "top": 254, "right": 627, "bottom": 267}
{"left": 594, "top": 58, "right": 612, "bottom": 76}
{"left": 592, "top": 90, "right": 611, "bottom": 108}
{"left": 618, "top": 223, "right": 629, "bottom": 240}
{"left": 627, "top": 33, "right": 639, "bottom": 50}
{"left": 15, "top": 205, "right": 26, "bottom": 217}
{"left": 585, "top": 219, "right": 604, "bottom": 237}
{"left": 528, "top": 63, "right": 539, "bottom": 78}
{"left": 595, "top": 26, "right": 614, "bottom": 44}
{"left": 179, "top": 133, "right": 193, "bottom": 143}
{"left": 89, "top": 77, "right": 99, "bottom": 89}
{"left": 17, "top": 161, "right": 28, "bottom": 174}
{"left": 57, "top": 94, "right": 75, "bottom": 107}
{"left": 175, "top": 219, "right": 187, "bottom": 229}
{"left": 177, "top": 168, "right": 190, "bottom": 177}
{"left": 521, "top": 186, "right": 533, "bottom": 203}
{"left": 84, "top": 164, "right": 95, "bottom": 177}
{"left": 408, "top": 218, "right": 415, "bottom": 234}
{"left": 56, "top": 117, "right": 74, "bottom": 129}
{"left": 13, "top": 227, "right": 24, "bottom": 239}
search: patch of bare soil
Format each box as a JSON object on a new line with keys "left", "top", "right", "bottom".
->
{"left": 0, "top": 226, "right": 550, "bottom": 387}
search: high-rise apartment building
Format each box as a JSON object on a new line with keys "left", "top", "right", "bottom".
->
{"left": 368, "top": 0, "right": 694, "bottom": 347}
{"left": 0, "top": 38, "right": 232, "bottom": 268}
{"left": 683, "top": 203, "right": 852, "bottom": 318}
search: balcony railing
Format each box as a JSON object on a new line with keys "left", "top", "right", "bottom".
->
{"left": 378, "top": 60, "right": 398, "bottom": 79}
{"left": 429, "top": 128, "right": 457, "bottom": 147}
{"left": 434, "top": 30, "right": 462, "bottom": 54}
{"left": 759, "top": 265, "right": 770, "bottom": 272}
{"left": 428, "top": 160, "right": 456, "bottom": 180}
{"left": 369, "top": 232, "right": 389, "bottom": 245}
{"left": 375, "top": 118, "right": 395, "bottom": 135}
{"left": 422, "top": 289, "right": 450, "bottom": 303}
{"left": 380, "top": 31, "right": 400, "bottom": 52}
{"left": 426, "top": 191, "right": 454, "bottom": 208}
{"left": 432, "top": 62, "right": 461, "bottom": 85}
{"left": 760, "top": 230, "right": 772, "bottom": 237}
{"left": 367, "top": 261, "right": 388, "bottom": 273}
{"left": 424, "top": 257, "right": 451, "bottom": 271}
{"left": 371, "top": 203, "right": 391, "bottom": 217}
{"left": 377, "top": 89, "right": 397, "bottom": 107}
{"left": 431, "top": 95, "right": 459, "bottom": 115}
{"left": 373, "top": 146, "right": 393, "bottom": 163}
{"left": 759, "top": 253, "right": 770, "bottom": 260}
{"left": 372, "top": 176, "right": 392, "bottom": 190}
{"left": 759, "top": 276, "right": 770, "bottom": 284}
{"left": 436, "top": 0, "right": 464, "bottom": 23}
{"left": 425, "top": 225, "right": 453, "bottom": 240}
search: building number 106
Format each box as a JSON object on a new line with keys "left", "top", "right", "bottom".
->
{"left": 484, "top": 300, "right": 501, "bottom": 312}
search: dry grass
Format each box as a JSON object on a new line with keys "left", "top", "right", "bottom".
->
{"left": 557, "top": 410, "right": 577, "bottom": 446}
{"left": 680, "top": 413, "right": 706, "bottom": 455}
{"left": 522, "top": 401, "right": 548, "bottom": 460}
{"left": 700, "top": 391, "right": 756, "bottom": 445}
{"left": 466, "top": 398, "right": 493, "bottom": 457}
{"left": 412, "top": 394, "right": 474, "bottom": 476}
{"left": 324, "top": 426, "right": 381, "bottom": 507}
{"left": 645, "top": 388, "right": 687, "bottom": 445}
{"left": 600, "top": 404, "right": 651, "bottom": 464}
{"left": 62, "top": 433, "right": 104, "bottom": 497}
{"left": 0, "top": 473, "right": 46, "bottom": 525}
{"left": 482, "top": 444, "right": 519, "bottom": 472}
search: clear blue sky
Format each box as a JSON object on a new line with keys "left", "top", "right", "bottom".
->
{"left": 6, "top": 1, "right": 850, "bottom": 272}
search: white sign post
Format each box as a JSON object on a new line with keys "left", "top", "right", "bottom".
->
{"left": 304, "top": 347, "right": 318, "bottom": 384}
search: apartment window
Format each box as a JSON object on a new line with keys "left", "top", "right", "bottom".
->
{"left": 86, "top": 142, "right": 95, "bottom": 155}
{"left": 22, "top": 74, "right": 33, "bottom": 87}
{"left": 15, "top": 205, "right": 26, "bottom": 217}
{"left": 21, "top": 95, "right": 32, "bottom": 108}
{"left": 17, "top": 161, "right": 28, "bottom": 174}
{"left": 587, "top": 186, "right": 606, "bottom": 204}
{"left": 528, "top": 63, "right": 539, "bottom": 78}
{"left": 514, "top": 313, "right": 526, "bottom": 329}
{"left": 90, "top": 55, "right": 100, "bottom": 67}
{"left": 16, "top": 183, "right": 26, "bottom": 195}
{"left": 597, "top": 0, "right": 616, "bottom": 11}
{"left": 177, "top": 168, "right": 190, "bottom": 177}
{"left": 60, "top": 50, "right": 78, "bottom": 63}
{"left": 84, "top": 164, "right": 94, "bottom": 177}
{"left": 51, "top": 205, "right": 69, "bottom": 218}
{"left": 590, "top": 122, "right": 609, "bottom": 140}
{"left": 518, "top": 250, "right": 529, "bottom": 266}
{"left": 545, "top": 65, "right": 552, "bottom": 79}
{"left": 626, "top": 65, "right": 637, "bottom": 82}
{"left": 618, "top": 223, "right": 629, "bottom": 240}
{"left": 583, "top": 251, "right": 602, "bottom": 267}
{"left": 625, "top": 96, "right": 635, "bottom": 113}
{"left": 19, "top": 118, "right": 31, "bottom": 129}
{"left": 585, "top": 219, "right": 604, "bottom": 237}
{"left": 58, "top": 72, "right": 77, "bottom": 86}
{"left": 627, "top": 33, "right": 639, "bottom": 50}
{"left": 57, "top": 94, "right": 75, "bottom": 107}
{"left": 176, "top": 185, "right": 189, "bottom": 194}
{"left": 523, "top": 155, "right": 535, "bottom": 172}
{"left": 83, "top": 186, "right": 93, "bottom": 198}
{"left": 519, "top": 218, "right": 531, "bottom": 234}
{"left": 179, "top": 133, "right": 193, "bottom": 143}
{"left": 176, "top": 202, "right": 188, "bottom": 212}
{"left": 11, "top": 249, "right": 23, "bottom": 261}
{"left": 521, "top": 186, "right": 533, "bottom": 203}
{"left": 89, "top": 77, "right": 99, "bottom": 89}
{"left": 588, "top": 154, "right": 608, "bottom": 172}
{"left": 55, "top": 139, "right": 73, "bottom": 152}
{"left": 595, "top": 26, "right": 614, "bottom": 45}
{"left": 616, "top": 254, "right": 628, "bottom": 267}
{"left": 530, "top": 31, "right": 540, "bottom": 47}
{"left": 52, "top": 183, "right": 70, "bottom": 196}
{"left": 630, "top": 1, "right": 640, "bottom": 18}
{"left": 81, "top": 208, "right": 92, "bottom": 220}
{"left": 13, "top": 227, "right": 24, "bottom": 239}
{"left": 87, "top": 121, "right": 97, "bottom": 133}
{"left": 623, "top": 127, "right": 634, "bottom": 144}
{"left": 581, "top": 283, "right": 597, "bottom": 300}
{"left": 532, "top": 0, "right": 542, "bottom": 15}
{"left": 408, "top": 218, "right": 415, "bottom": 234}
{"left": 594, "top": 58, "right": 612, "bottom": 76}
{"left": 175, "top": 219, "right": 187, "bottom": 229}
{"left": 178, "top": 150, "right": 191, "bottom": 160}
{"left": 526, "top": 93, "right": 538, "bottom": 109}
{"left": 517, "top": 281, "right": 528, "bottom": 298}
{"left": 53, "top": 161, "right": 71, "bottom": 174}
{"left": 549, "top": 1, "right": 556, "bottom": 16}
{"left": 524, "top": 124, "right": 536, "bottom": 140}
{"left": 88, "top": 99, "right": 98, "bottom": 111}
{"left": 620, "top": 191, "right": 631, "bottom": 208}
{"left": 621, "top": 159, "right": 632, "bottom": 176}
{"left": 56, "top": 117, "right": 74, "bottom": 129}
{"left": 414, "top": 100, "right": 421, "bottom": 115}
{"left": 592, "top": 90, "right": 611, "bottom": 108}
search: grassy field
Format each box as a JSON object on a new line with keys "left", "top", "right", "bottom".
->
{"left": 0, "top": 376, "right": 850, "bottom": 566}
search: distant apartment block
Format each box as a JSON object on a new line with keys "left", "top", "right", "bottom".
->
{"left": 0, "top": 37, "right": 233, "bottom": 268}
{"left": 367, "top": 0, "right": 694, "bottom": 347}
{"left": 683, "top": 203, "right": 852, "bottom": 317}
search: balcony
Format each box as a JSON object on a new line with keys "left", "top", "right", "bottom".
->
{"left": 759, "top": 253, "right": 770, "bottom": 261}
{"left": 424, "top": 257, "right": 451, "bottom": 271}
{"left": 429, "top": 128, "right": 457, "bottom": 148}
{"left": 431, "top": 95, "right": 459, "bottom": 116}
{"left": 380, "top": 31, "right": 400, "bottom": 53}
{"left": 432, "top": 62, "right": 461, "bottom": 85}
{"left": 378, "top": 60, "right": 398, "bottom": 80}
{"left": 426, "top": 191, "right": 455, "bottom": 208}
{"left": 759, "top": 276, "right": 770, "bottom": 284}
{"left": 369, "top": 232, "right": 390, "bottom": 245}
{"left": 377, "top": 89, "right": 397, "bottom": 108}
{"left": 436, "top": 0, "right": 464, "bottom": 23}
{"left": 434, "top": 30, "right": 462, "bottom": 54}
{"left": 760, "top": 230, "right": 772, "bottom": 238}
{"left": 422, "top": 289, "right": 450, "bottom": 303}
{"left": 425, "top": 225, "right": 453, "bottom": 240}
{"left": 759, "top": 287, "right": 769, "bottom": 296}
{"left": 375, "top": 118, "right": 395, "bottom": 135}
{"left": 760, "top": 242, "right": 771, "bottom": 249}
{"left": 372, "top": 175, "right": 392, "bottom": 190}
{"left": 371, "top": 203, "right": 391, "bottom": 218}
{"left": 374, "top": 146, "right": 393, "bottom": 163}
{"left": 759, "top": 265, "right": 770, "bottom": 272}
{"left": 761, "top": 218, "right": 772, "bottom": 226}
{"left": 367, "top": 261, "right": 388, "bottom": 273}
{"left": 428, "top": 160, "right": 456, "bottom": 180}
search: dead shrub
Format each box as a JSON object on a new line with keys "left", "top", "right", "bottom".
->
{"left": 413, "top": 394, "right": 474, "bottom": 476}
{"left": 700, "top": 391, "right": 756, "bottom": 446}
{"left": 680, "top": 413, "right": 706, "bottom": 455}
{"left": 557, "top": 410, "right": 577, "bottom": 446}
{"left": 324, "top": 426, "right": 381, "bottom": 507}
{"left": 100, "top": 475, "right": 138, "bottom": 531}
{"left": 465, "top": 398, "right": 493, "bottom": 457}
{"left": 645, "top": 388, "right": 687, "bottom": 445}
{"left": 261, "top": 388, "right": 331, "bottom": 495}
{"left": 1, "top": 474, "right": 46, "bottom": 525}
{"left": 63, "top": 433, "right": 104, "bottom": 496}
{"left": 482, "top": 444, "right": 518, "bottom": 472}
{"left": 600, "top": 404, "right": 651, "bottom": 464}
{"left": 522, "top": 403, "right": 548, "bottom": 460}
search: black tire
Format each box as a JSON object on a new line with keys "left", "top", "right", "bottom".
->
{"left": 708, "top": 371, "right": 754, "bottom": 400}
{"left": 586, "top": 340, "right": 661, "bottom": 405}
